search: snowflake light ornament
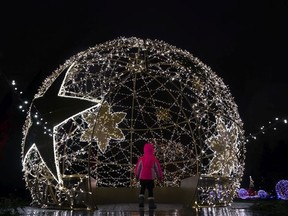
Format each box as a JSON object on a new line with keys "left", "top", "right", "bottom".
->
{"left": 80, "top": 102, "right": 126, "bottom": 153}
{"left": 205, "top": 117, "right": 239, "bottom": 176}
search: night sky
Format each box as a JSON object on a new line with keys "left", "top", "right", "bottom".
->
{"left": 0, "top": 0, "right": 288, "bottom": 197}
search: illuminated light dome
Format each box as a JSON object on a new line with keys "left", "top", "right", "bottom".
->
{"left": 276, "top": 180, "right": 288, "bottom": 200}
{"left": 21, "top": 37, "right": 245, "bottom": 208}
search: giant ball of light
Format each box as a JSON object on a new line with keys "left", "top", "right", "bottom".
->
{"left": 22, "top": 37, "right": 245, "bottom": 207}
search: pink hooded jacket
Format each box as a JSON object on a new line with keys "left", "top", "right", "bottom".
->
{"left": 134, "top": 143, "right": 163, "bottom": 180}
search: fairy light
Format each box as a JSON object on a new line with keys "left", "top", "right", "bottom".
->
{"left": 6, "top": 78, "right": 32, "bottom": 114}
{"left": 245, "top": 117, "right": 288, "bottom": 143}
{"left": 21, "top": 37, "right": 245, "bottom": 208}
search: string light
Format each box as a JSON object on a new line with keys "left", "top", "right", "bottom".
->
{"left": 0, "top": 75, "right": 31, "bottom": 113}
{"left": 245, "top": 117, "right": 288, "bottom": 143}
{"left": 20, "top": 37, "right": 245, "bottom": 208}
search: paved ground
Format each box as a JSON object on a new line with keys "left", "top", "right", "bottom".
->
{"left": 17, "top": 202, "right": 261, "bottom": 216}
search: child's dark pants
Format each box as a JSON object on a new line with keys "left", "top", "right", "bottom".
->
{"left": 140, "top": 179, "right": 154, "bottom": 197}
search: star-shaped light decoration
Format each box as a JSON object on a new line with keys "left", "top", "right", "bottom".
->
{"left": 192, "top": 76, "right": 204, "bottom": 93}
{"left": 205, "top": 117, "right": 239, "bottom": 177}
{"left": 125, "top": 53, "right": 146, "bottom": 73}
{"left": 23, "top": 143, "right": 57, "bottom": 187}
{"left": 23, "top": 66, "right": 97, "bottom": 180}
{"left": 80, "top": 101, "right": 126, "bottom": 153}
{"left": 156, "top": 107, "right": 171, "bottom": 122}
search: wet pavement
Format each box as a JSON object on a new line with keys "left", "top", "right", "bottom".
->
{"left": 15, "top": 202, "right": 264, "bottom": 216}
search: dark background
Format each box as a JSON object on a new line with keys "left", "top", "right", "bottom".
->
{"left": 0, "top": 0, "right": 288, "bottom": 198}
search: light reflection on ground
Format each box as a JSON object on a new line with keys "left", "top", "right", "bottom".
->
{"left": 16, "top": 203, "right": 263, "bottom": 216}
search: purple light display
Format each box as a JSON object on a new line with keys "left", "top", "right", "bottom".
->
{"left": 276, "top": 180, "right": 288, "bottom": 200}
{"left": 238, "top": 188, "right": 249, "bottom": 199}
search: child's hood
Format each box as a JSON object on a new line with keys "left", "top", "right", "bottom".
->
{"left": 143, "top": 143, "right": 154, "bottom": 155}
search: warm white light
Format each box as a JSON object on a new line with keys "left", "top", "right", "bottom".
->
{"left": 21, "top": 37, "right": 245, "bottom": 209}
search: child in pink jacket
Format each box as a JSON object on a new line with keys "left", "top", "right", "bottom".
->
{"left": 134, "top": 143, "right": 163, "bottom": 209}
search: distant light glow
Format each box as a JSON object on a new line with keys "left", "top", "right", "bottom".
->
{"left": 246, "top": 117, "right": 288, "bottom": 143}
{"left": 238, "top": 188, "right": 249, "bottom": 199}
{"left": 276, "top": 180, "right": 288, "bottom": 200}
{"left": 257, "top": 190, "right": 268, "bottom": 199}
